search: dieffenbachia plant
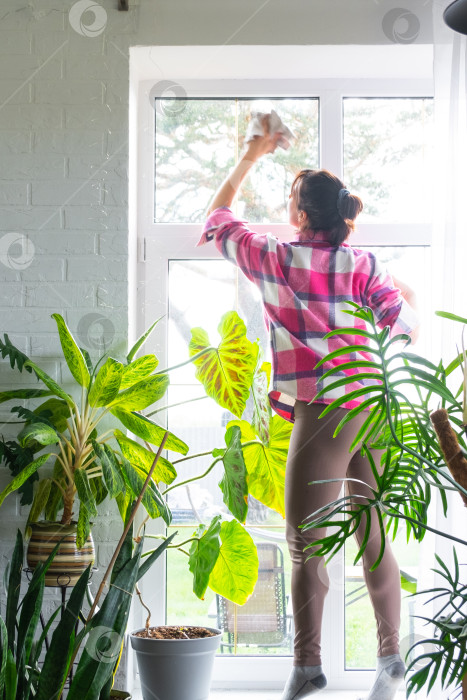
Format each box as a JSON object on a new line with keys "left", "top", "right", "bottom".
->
{"left": 0, "top": 310, "right": 292, "bottom": 604}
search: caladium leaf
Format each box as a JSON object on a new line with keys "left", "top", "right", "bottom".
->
{"left": 114, "top": 429, "right": 177, "bottom": 485}
{"left": 208, "top": 520, "right": 258, "bottom": 605}
{"left": 109, "top": 373, "right": 169, "bottom": 412}
{"left": 111, "top": 408, "right": 188, "bottom": 455}
{"left": 88, "top": 357, "right": 123, "bottom": 407}
{"left": 189, "top": 311, "right": 258, "bottom": 418}
{"left": 52, "top": 313, "right": 91, "bottom": 388}
{"left": 227, "top": 415, "right": 292, "bottom": 518}
{"left": 251, "top": 355, "right": 272, "bottom": 444}
{"left": 188, "top": 515, "right": 222, "bottom": 600}
{"left": 219, "top": 425, "right": 248, "bottom": 523}
{"left": 120, "top": 354, "right": 159, "bottom": 390}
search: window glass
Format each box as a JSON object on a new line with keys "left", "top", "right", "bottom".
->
{"left": 166, "top": 246, "right": 429, "bottom": 662}
{"left": 155, "top": 98, "right": 319, "bottom": 224}
{"left": 343, "top": 98, "right": 434, "bottom": 223}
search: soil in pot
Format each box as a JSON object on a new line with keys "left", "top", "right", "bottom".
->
{"left": 134, "top": 625, "right": 217, "bottom": 639}
{"left": 131, "top": 625, "right": 222, "bottom": 700}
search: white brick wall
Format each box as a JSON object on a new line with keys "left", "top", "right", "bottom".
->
{"left": 0, "top": 0, "right": 433, "bottom": 690}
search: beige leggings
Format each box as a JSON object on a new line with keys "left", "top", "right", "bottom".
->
{"left": 285, "top": 401, "right": 401, "bottom": 667}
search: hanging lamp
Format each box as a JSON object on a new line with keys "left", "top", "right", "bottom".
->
{"left": 444, "top": 0, "right": 467, "bottom": 34}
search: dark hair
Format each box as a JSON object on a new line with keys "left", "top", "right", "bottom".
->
{"left": 290, "top": 169, "right": 363, "bottom": 246}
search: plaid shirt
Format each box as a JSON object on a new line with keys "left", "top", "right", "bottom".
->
{"left": 198, "top": 207, "right": 418, "bottom": 423}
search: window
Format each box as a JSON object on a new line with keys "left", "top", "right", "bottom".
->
{"left": 132, "top": 44, "right": 434, "bottom": 692}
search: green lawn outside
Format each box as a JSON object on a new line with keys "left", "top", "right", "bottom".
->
{"left": 165, "top": 523, "right": 419, "bottom": 666}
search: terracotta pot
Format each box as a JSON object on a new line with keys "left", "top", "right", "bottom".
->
{"left": 130, "top": 626, "right": 222, "bottom": 700}
{"left": 26, "top": 521, "right": 95, "bottom": 587}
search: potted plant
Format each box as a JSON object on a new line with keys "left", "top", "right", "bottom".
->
{"left": 0, "top": 437, "right": 174, "bottom": 700}
{"left": 0, "top": 313, "right": 182, "bottom": 584}
{"left": 300, "top": 303, "right": 467, "bottom": 698}
{"left": 0, "top": 309, "right": 292, "bottom": 604}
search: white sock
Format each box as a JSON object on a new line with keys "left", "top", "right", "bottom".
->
{"left": 359, "top": 654, "right": 406, "bottom": 700}
{"left": 281, "top": 665, "right": 327, "bottom": 700}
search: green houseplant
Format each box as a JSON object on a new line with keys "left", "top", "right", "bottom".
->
{"left": 0, "top": 435, "right": 175, "bottom": 700}
{"left": 301, "top": 303, "right": 467, "bottom": 698}
{"left": 0, "top": 310, "right": 291, "bottom": 605}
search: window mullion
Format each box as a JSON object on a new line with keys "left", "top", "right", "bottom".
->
{"left": 320, "top": 89, "right": 343, "bottom": 177}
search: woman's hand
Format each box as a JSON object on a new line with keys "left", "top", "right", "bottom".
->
{"left": 244, "top": 115, "right": 282, "bottom": 162}
{"left": 206, "top": 116, "right": 280, "bottom": 215}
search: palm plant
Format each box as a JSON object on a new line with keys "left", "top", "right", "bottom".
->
{"left": 301, "top": 302, "right": 467, "bottom": 696}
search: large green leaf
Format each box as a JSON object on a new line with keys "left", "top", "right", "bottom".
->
{"left": 188, "top": 515, "right": 222, "bottom": 600}
{"left": 0, "top": 333, "right": 32, "bottom": 373}
{"left": 23, "top": 359, "right": 74, "bottom": 407}
{"left": 219, "top": 425, "right": 248, "bottom": 523}
{"left": 0, "top": 452, "right": 53, "bottom": 507}
{"left": 36, "top": 567, "right": 91, "bottom": 700}
{"left": 228, "top": 416, "right": 291, "bottom": 517}
{"left": 114, "top": 430, "right": 177, "bottom": 485}
{"left": 0, "top": 617, "right": 8, "bottom": 694}
{"left": 33, "top": 398, "right": 70, "bottom": 433}
{"left": 189, "top": 311, "right": 258, "bottom": 418}
{"left": 111, "top": 408, "right": 188, "bottom": 455}
{"left": 88, "top": 357, "right": 123, "bottom": 407}
{"left": 251, "top": 357, "right": 271, "bottom": 444}
{"left": 91, "top": 440, "right": 125, "bottom": 497}
{"left": 76, "top": 503, "right": 92, "bottom": 550}
{"left": 120, "top": 354, "right": 159, "bottom": 390}
{"left": 17, "top": 421, "right": 59, "bottom": 449}
{"left": 119, "top": 457, "right": 171, "bottom": 525}
{"left": 5, "top": 530, "right": 23, "bottom": 653}
{"left": 67, "top": 539, "right": 145, "bottom": 700}
{"left": 75, "top": 469, "right": 98, "bottom": 518}
{"left": 52, "top": 313, "right": 91, "bottom": 388}
{"left": 0, "top": 388, "right": 53, "bottom": 405}
{"left": 208, "top": 520, "right": 258, "bottom": 604}
{"left": 109, "top": 373, "right": 169, "bottom": 411}
{"left": 436, "top": 310, "right": 467, "bottom": 325}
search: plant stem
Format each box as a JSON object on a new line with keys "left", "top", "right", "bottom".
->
{"left": 146, "top": 395, "right": 207, "bottom": 418}
{"left": 155, "top": 347, "right": 213, "bottom": 375}
{"left": 172, "top": 450, "right": 214, "bottom": 465}
{"left": 162, "top": 457, "right": 222, "bottom": 495}
{"left": 136, "top": 584, "right": 152, "bottom": 633}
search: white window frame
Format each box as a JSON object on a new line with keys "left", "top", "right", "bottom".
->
{"left": 129, "top": 44, "right": 434, "bottom": 692}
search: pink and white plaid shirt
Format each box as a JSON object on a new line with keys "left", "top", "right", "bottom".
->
{"left": 198, "top": 207, "right": 418, "bottom": 423}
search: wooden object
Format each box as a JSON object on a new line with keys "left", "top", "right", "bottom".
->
{"left": 431, "top": 408, "right": 467, "bottom": 506}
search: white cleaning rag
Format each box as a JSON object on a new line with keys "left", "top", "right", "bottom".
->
{"left": 245, "top": 109, "right": 294, "bottom": 150}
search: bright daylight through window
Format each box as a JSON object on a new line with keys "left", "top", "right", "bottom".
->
{"left": 151, "top": 93, "right": 433, "bottom": 670}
